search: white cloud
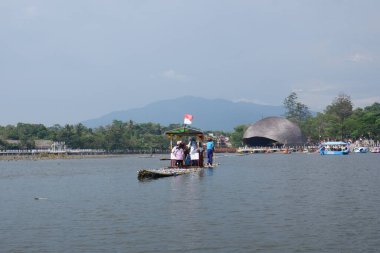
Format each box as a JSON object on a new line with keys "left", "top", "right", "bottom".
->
{"left": 309, "top": 86, "right": 336, "bottom": 93}
{"left": 233, "top": 98, "right": 273, "bottom": 105}
{"left": 293, "top": 80, "right": 338, "bottom": 95}
{"left": 348, "top": 52, "right": 373, "bottom": 63}
{"left": 353, "top": 96, "right": 380, "bottom": 108}
{"left": 291, "top": 81, "right": 343, "bottom": 111}
{"left": 161, "top": 69, "right": 188, "bottom": 82}
{"left": 21, "top": 6, "right": 39, "bottom": 19}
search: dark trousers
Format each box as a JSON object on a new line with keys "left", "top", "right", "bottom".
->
{"left": 207, "top": 149, "right": 213, "bottom": 165}
{"left": 176, "top": 160, "right": 183, "bottom": 167}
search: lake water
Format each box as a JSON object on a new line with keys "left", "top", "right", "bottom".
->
{"left": 1, "top": 153, "right": 380, "bottom": 253}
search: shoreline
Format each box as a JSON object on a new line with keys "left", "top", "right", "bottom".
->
{"left": 0, "top": 153, "right": 128, "bottom": 161}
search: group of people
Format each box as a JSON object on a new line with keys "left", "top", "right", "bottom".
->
{"left": 322, "top": 145, "right": 348, "bottom": 152}
{"left": 171, "top": 137, "right": 215, "bottom": 168}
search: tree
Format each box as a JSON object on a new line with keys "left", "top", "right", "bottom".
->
{"left": 345, "top": 108, "right": 364, "bottom": 140}
{"left": 363, "top": 103, "right": 380, "bottom": 139}
{"left": 57, "top": 124, "right": 76, "bottom": 147}
{"left": 230, "top": 125, "right": 247, "bottom": 147}
{"left": 106, "top": 120, "right": 126, "bottom": 151}
{"left": 348, "top": 103, "right": 380, "bottom": 140}
{"left": 283, "top": 92, "right": 311, "bottom": 124}
{"left": 301, "top": 112, "right": 327, "bottom": 143}
{"left": 325, "top": 93, "right": 353, "bottom": 140}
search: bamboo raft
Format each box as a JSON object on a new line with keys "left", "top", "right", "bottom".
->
{"left": 137, "top": 167, "right": 201, "bottom": 180}
{"left": 138, "top": 125, "right": 219, "bottom": 180}
{"left": 137, "top": 164, "right": 219, "bottom": 180}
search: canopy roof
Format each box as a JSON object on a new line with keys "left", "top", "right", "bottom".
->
{"left": 165, "top": 126, "right": 204, "bottom": 139}
{"left": 322, "top": 141, "right": 348, "bottom": 145}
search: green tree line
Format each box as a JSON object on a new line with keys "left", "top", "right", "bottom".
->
{"left": 0, "top": 120, "right": 179, "bottom": 152}
{"left": 1, "top": 93, "right": 379, "bottom": 150}
{"left": 284, "top": 92, "right": 380, "bottom": 143}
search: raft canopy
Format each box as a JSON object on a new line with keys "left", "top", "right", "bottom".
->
{"left": 165, "top": 126, "right": 204, "bottom": 150}
{"left": 165, "top": 126, "right": 204, "bottom": 139}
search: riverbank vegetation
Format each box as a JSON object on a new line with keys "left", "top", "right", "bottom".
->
{"left": 284, "top": 92, "right": 380, "bottom": 143}
{"left": 0, "top": 121, "right": 174, "bottom": 152}
{"left": 1, "top": 93, "right": 379, "bottom": 151}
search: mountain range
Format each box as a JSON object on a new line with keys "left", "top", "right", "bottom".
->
{"left": 82, "top": 96, "right": 286, "bottom": 131}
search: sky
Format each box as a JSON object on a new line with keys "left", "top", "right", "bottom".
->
{"left": 1, "top": 0, "right": 379, "bottom": 126}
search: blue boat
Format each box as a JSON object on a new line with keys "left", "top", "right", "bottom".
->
{"left": 320, "top": 141, "right": 349, "bottom": 155}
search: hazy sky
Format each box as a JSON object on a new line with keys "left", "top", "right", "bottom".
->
{"left": 1, "top": 0, "right": 379, "bottom": 126}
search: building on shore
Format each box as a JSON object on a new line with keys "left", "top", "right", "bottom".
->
{"left": 243, "top": 116, "right": 304, "bottom": 147}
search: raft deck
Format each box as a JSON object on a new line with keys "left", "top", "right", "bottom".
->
{"left": 137, "top": 164, "right": 219, "bottom": 180}
{"left": 137, "top": 167, "right": 202, "bottom": 180}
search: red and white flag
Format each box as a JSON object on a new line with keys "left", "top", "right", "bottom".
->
{"left": 184, "top": 114, "right": 193, "bottom": 125}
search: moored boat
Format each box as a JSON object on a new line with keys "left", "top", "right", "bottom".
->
{"left": 353, "top": 147, "right": 369, "bottom": 153}
{"left": 319, "top": 141, "right": 349, "bottom": 155}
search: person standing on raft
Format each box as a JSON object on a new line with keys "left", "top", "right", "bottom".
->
{"left": 172, "top": 141, "right": 185, "bottom": 167}
{"left": 206, "top": 137, "right": 215, "bottom": 166}
{"left": 188, "top": 137, "right": 199, "bottom": 166}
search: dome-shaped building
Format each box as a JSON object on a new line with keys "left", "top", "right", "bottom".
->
{"left": 243, "top": 117, "right": 304, "bottom": 146}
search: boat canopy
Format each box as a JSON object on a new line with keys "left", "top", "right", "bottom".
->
{"left": 165, "top": 126, "right": 204, "bottom": 149}
{"left": 322, "top": 141, "right": 348, "bottom": 145}
{"left": 165, "top": 126, "right": 204, "bottom": 139}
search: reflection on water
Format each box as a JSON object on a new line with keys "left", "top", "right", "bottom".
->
{"left": 1, "top": 154, "right": 380, "bottom": 252}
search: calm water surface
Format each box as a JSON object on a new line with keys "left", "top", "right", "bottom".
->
{"left": 1, "top": 154, "right": 380, "bottom": 253}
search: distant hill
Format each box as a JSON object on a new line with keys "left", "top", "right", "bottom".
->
{"left": 82, "top": 96, "right": 285, "bottom": 131}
